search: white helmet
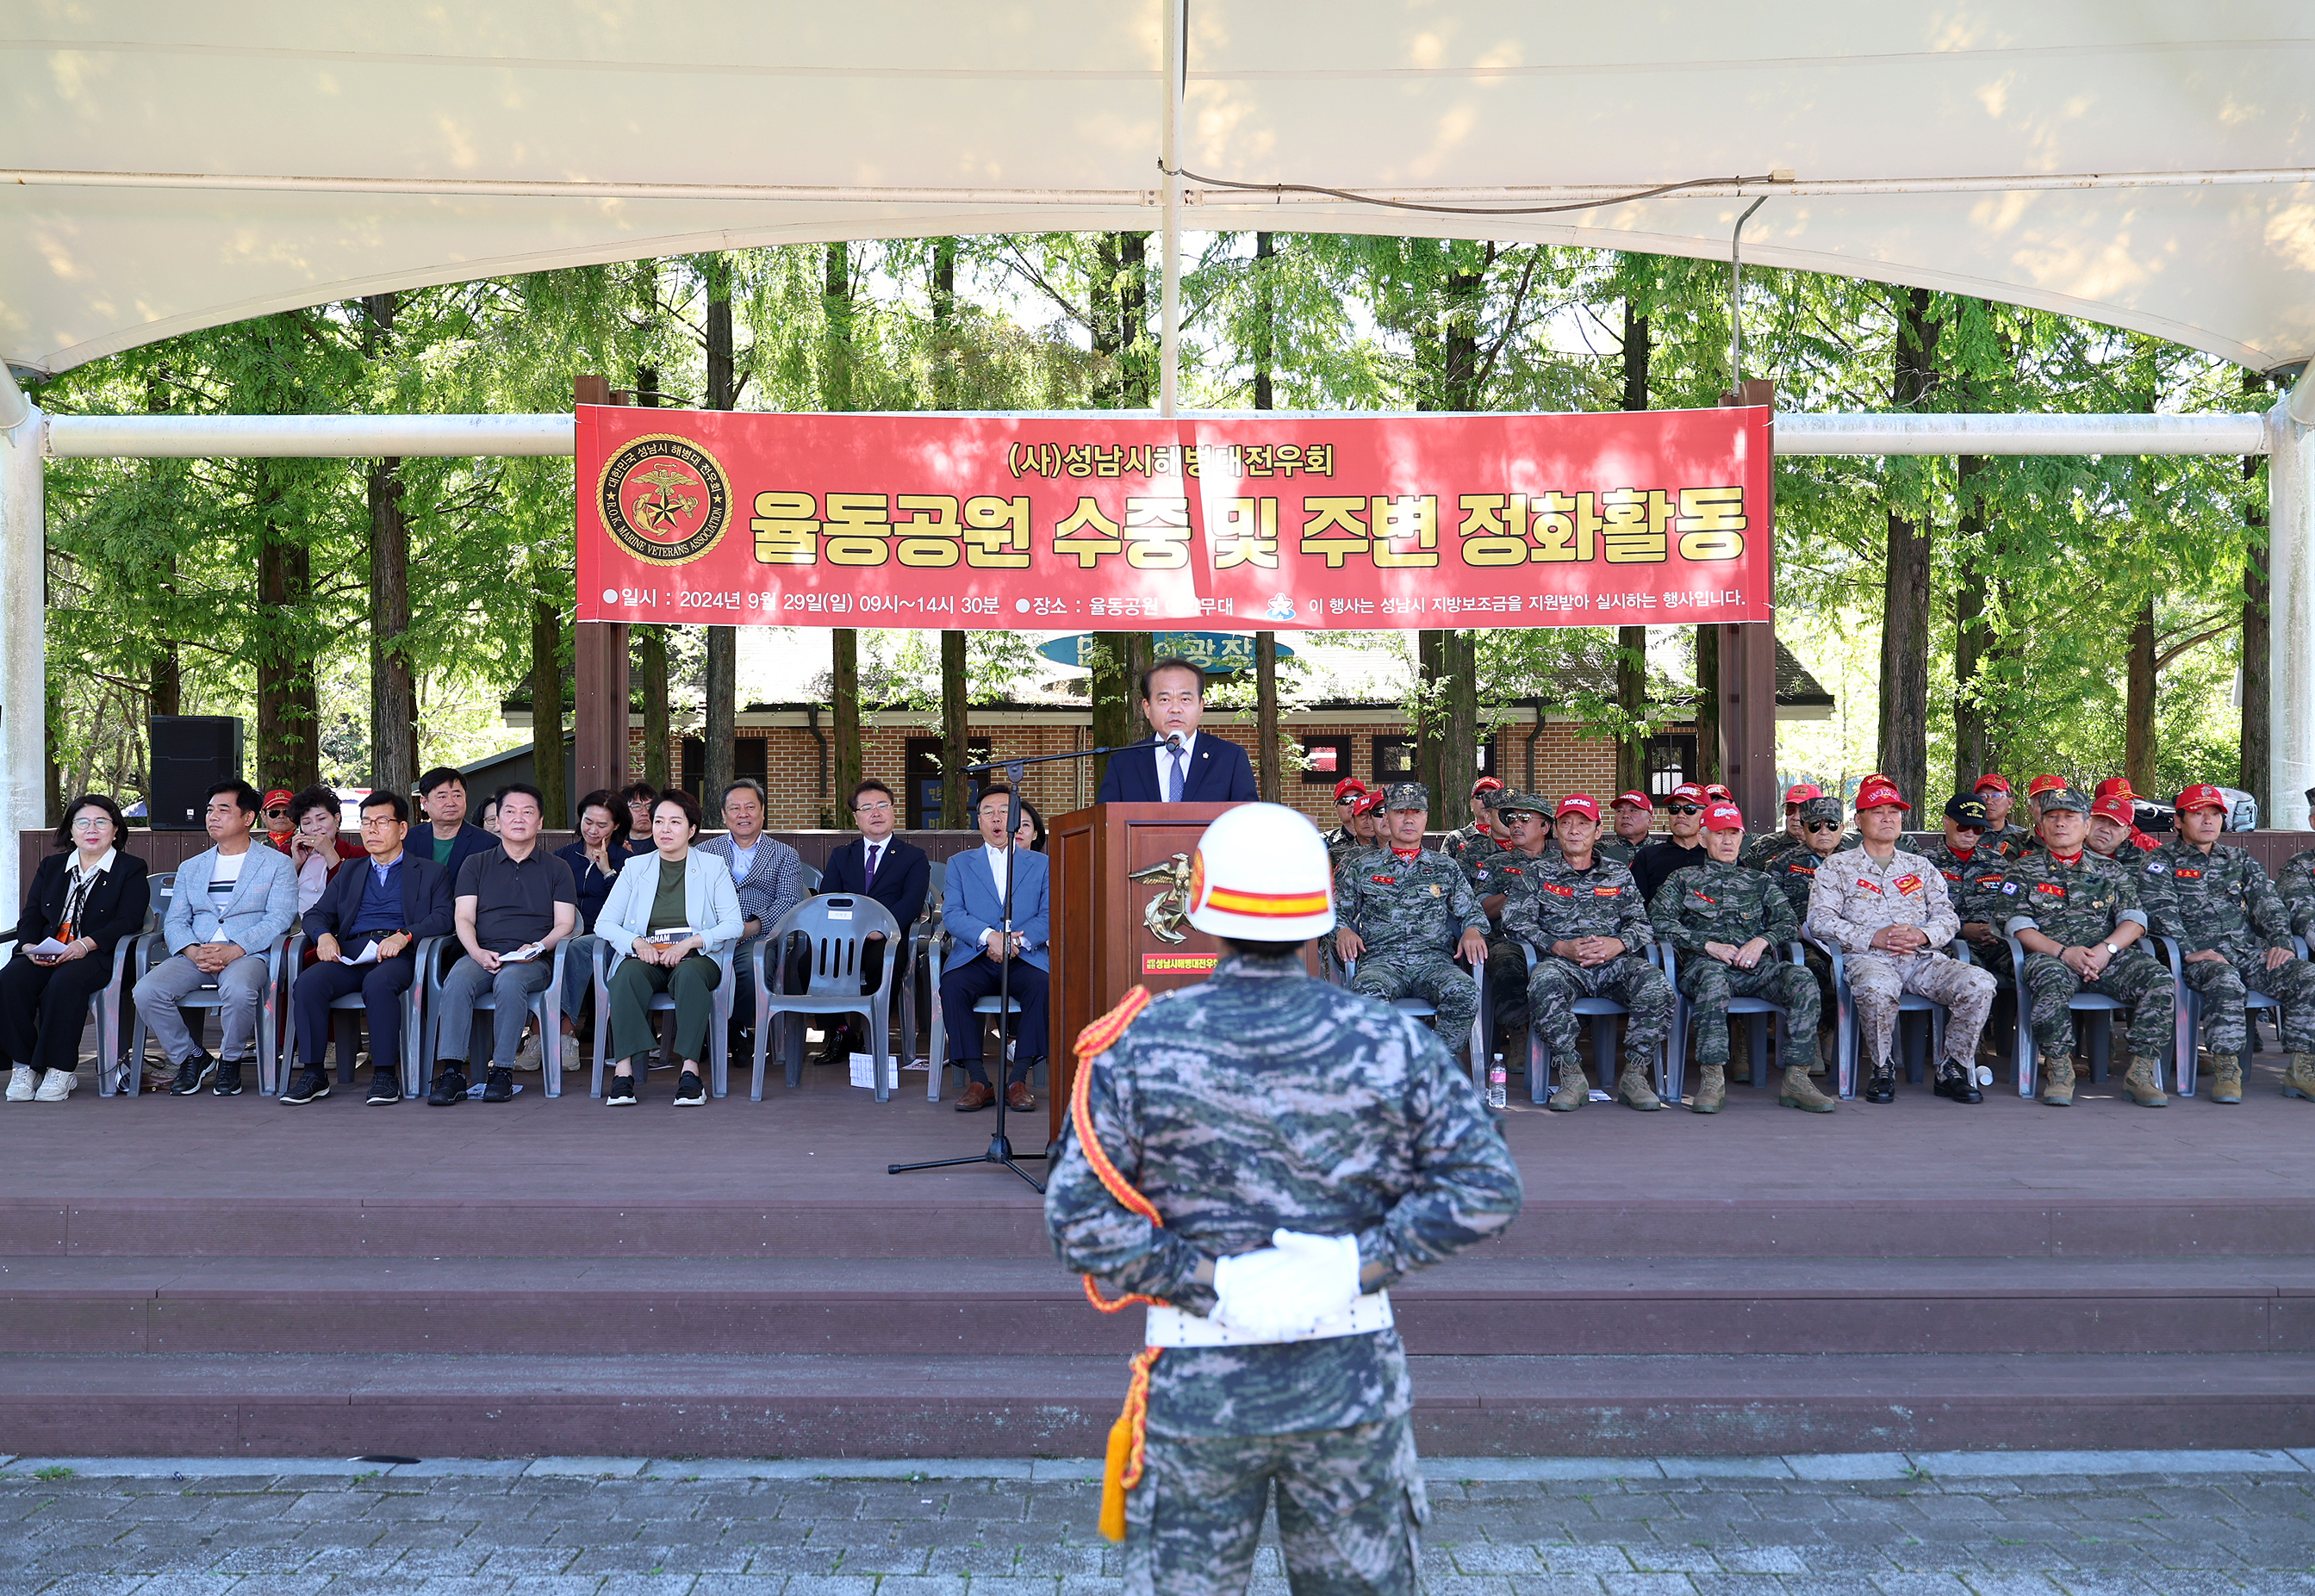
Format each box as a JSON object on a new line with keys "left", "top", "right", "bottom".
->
{"left": 1185, "top": 803, "right": 1336, "bottom": 941}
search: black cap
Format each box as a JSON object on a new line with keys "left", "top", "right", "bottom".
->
{"left": 1944, "top": 794, "right": 1989, "bottom": 827}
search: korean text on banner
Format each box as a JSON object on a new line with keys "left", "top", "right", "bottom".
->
{"left": 576, "top": 407, "right": 1772, "bottom": 630}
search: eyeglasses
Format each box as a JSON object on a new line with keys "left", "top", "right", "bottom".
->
{"left": 70, "top": 817, "right": 110, "bottom": 829}
{"left": 1665, "top": 804, "right": 1702, "bottom": 817}
{"left": 264, "top": 807, "right": 289, "bottom": 818}
{"left": 1955, "top": 824, "right": 1986, "bottom": 836}
{"left": 1805, "top": 820, "right": 1844, "bottom": 833}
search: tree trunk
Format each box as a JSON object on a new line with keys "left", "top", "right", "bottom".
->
{"left": 255, "top": 509, "right": 319, "bottom": 792}
{"left": 1876, "top": 287, "right": 1939, "bottom": 804}
{"left": 1445, "top": 631, "right": 1478, "bottom": 801}
{"left": 1416, "top": 630, "right": 1446, "bottom": 804}
{"left": 1119, "top": 233, "right": 1150, "bottom": 407}
{"left": 1619, "top": 300, "right": 1652, "bottom": 795}
{"left": 2125, "top": 598, "right": 2158, "bottom": 795}
{"left": 702, "top": 257, "right": 737, "bottom": 808}
{"left": 1693, "top": 625, "right": 1721, "bottom": 786}
{"left": 149, "top": 633, "right": 180, "bottom": 719}
{"left": 1252, "top": 233, "right": 1276, "bottom": 411}
{"left": 1090, "top": 636, "right": 1131, "bottom": 792}
{"left": 531, "top": 591, "right": 567, "bottom": 826}
{"left": 931, "top": 237, "right": 957, "bottom": 409}
{"left": 143, "top": 371, "right": 184, "bottom": 726}
{"left": 941, "top": 630, "right": 970, "bottom": 827}
{"left": 359, "top": 294, "right": 416, "bottom": 798}
{"left": 2240, "top": 372, "right": 2272, "bottom": 811}
{"left": 637, "top": 627, "right": 671, "bottom": 791}
{"left": 1255, "top": 634, "right": 1282, "bottom": 802}
{"left": 831, "top": 628, "right": 862, "bottom": 810}
{"left": 824, "top": 242, "right": 855, "bottom": 412}
{"left": 1951, "top": 455, "right": 1992, "bottom": 789}
{"left": 1092, "top": 235, "right": 1123, "bottom": 406}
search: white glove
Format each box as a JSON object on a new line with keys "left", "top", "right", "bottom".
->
{"left": 1209, "top": 1230, "right": 1363, "bottom": 1341}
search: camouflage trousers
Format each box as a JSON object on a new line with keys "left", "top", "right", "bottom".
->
{"left": 1847, "top": 950, "right": 1997, "bottom": 1071}
{"left": 2181, "top": 947, "right": 2315, "bottom": 1054}
{"left": 1527, "top": 952, "right": 1671, "bottom": 1075}
{"left": 1483, "top": 932, "right": 1530, "bottom": 1034}
{"left": 1677, "top": 956, "right": 1820, "bottom": 1072}
{"left": 1126, "top": 1413, "right": 1425, "bottom": 1596}
{"left": 1350, "top": 952, "right": 1478, "bottom": 1058}
{"left": 2019, "top": 947, "right": 2175, "bottom": 1064}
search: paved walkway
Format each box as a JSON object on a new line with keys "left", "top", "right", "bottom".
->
{"left": 5, "top": 1452, "right": 2315, "bottom": 1593}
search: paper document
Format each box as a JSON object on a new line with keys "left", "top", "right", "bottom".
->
{"left": 346, "top": 939, "right": 383, "bottom": 966}
{"left": 23, "top": 937, "right": 73, "bottom": 959}
{"left": 499, "top": 942, "right": 547, "bottom": 963}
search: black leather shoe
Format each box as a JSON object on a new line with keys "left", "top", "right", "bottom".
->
{"left": 426, "top": 1067, "right": 468, "bottom": 1106}
{"left": 482, "top": 1067, "right": 514, "bottom": 1102}
{"left": 1864, "top": 1068, "right": 1896, "bottom": 1104}
{"left": 169, "top": 1053, "right": 216, "bottom": 1096}
{"left": 1934, "top": 1067, "right": 1984, "bottom": 1104}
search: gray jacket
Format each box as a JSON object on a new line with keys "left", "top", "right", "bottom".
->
{"left": 695, "top": 832, "right": 805, "bottom": 941}
{"left": 163, "top": 841, "right": 298, "bottom": 956}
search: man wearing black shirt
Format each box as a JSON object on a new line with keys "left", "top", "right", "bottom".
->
{"left": 1633, "top": 781, "right": 1711, "bottom": 903}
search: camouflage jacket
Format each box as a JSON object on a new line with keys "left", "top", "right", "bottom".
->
{"left": 1044, "top": 953, "right": 1523, "bottom": 1438}
{"left": 1439, "top": 822, "right": 1492, "bottom": 866}
{"left": 1982, "top": 823, "right": 2037, "bottom": 860}
{"left": 1463, "top": 842, "right": 1550, "bottom": 910}
{"left": 1649, "top": 856, "right": 1801, "bottom": 957}
{"left": 1995, "top": 848, "right": 2149, "bottom": 946}
{"left": 1923, "top": 841, "right": 2013, "bottom": 931}
{"left": 1336, "top": 846, "right": 1486, "bottom": 958}
{"left": 1738, "top": 829, "right": 1803, "bottom": 871}
{"left": 1805, "top": 845, "right": 1961, "bottom": 954}
{"left": 1501, "top": 851, "right": 1653, "bottom": 954}
{"left": 2281, "top": 848, "right": 2315, "bottom": 941}
{"left": 1759, "top": 847, "right": 1838, "bottom": 918}
{"left": 1594, "top": 835, "right": 1640, "bottom": 867}
{"left": 2139, "top": 840, "right": 2295, "bottom": 959}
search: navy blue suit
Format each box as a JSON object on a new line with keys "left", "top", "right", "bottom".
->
{"left": 818, "top": 835, "right": 930, "bottom": 1027}
{"left": 940, "top": 846, "right": 1051, "bottom": 1085}
{"left": 1094, "top": 733, "right": 1259, "bottom": 804}
{"left": 292, "top": 852, "right": 454, "bottom": 1075}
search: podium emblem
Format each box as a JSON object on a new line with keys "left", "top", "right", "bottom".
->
{"left": 1128, "top": 853, "right": 1195, "bottom": 945}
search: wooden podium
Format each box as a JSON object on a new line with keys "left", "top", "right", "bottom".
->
{"left": 1046, "top": 802, "right": 1318, "bottom": 1144}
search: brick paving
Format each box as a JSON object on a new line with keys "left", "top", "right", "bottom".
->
{"left": 4, "top": 1460, "right": 2315, "bottom": 1593}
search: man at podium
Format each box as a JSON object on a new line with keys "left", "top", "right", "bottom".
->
{"left": 1094, "top": 656, "right": 1259, "bottom": 804}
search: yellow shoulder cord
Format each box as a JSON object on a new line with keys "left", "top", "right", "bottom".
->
{"left": 1069, "top": 984, "right": 1161, "bottom": 1543}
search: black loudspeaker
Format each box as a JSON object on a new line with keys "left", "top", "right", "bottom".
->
{"left": 149, "top": 716, "right": 244, "bottom": 829}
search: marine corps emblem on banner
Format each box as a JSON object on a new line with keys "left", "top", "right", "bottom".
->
{"left": 596, "top": 434, "right": 731, "bottom": 565}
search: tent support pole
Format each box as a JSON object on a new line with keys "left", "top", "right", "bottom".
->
{"left": 0, "top": 379, "right": 46, "bottom": 922}
{"left": 1158, "top": 0, "right": 1184, "bottom": 419}
{"left": 2268, "top": 395, "right": 2315, "bottom": 829}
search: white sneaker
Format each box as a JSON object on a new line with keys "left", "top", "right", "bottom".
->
{"left": 33, "top": 1069, "right": 77, "bottom": 1102}
{"left": 4, "top": 1065, "right": 33, "bottom": 1102}
{"left": 513, "top": 1033, "right": 542, "bottom": 1070}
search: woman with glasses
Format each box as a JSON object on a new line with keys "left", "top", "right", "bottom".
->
{"left": 275, "top": 785, "right": 364, "bottom": 915}
{"left": 552, "top": 790, "right": 628, "bottom": 1058}
{"left": 2, "top": 795, "right": 151, "bottom": 1102}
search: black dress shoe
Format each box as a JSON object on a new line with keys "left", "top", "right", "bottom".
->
{"left": 1934, "top": 1067, "right": 1984, "bottom": 1103}
{"left": 426, "top": 1067, "right": 468, "bottom": 1106}
{"left": 1864, "top": 1068, "right": 1896, "bottom": 1104}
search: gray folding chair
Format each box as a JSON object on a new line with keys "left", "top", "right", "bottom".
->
{"left": 282, "top": 932, "right": 444, "bottom": 1098}
{"left": 751, "top": 893, "right": 903, "bottom": 1101}
{"left": 1660, "top": 940, "right": 1804, "bottom": 1105}
{"left": 128, "top": 872, "right": 291, "bottom": 1097}
{"left": 589, "top": 936, "right": 737, "bottom": 1098}
{"left": 1807, "top": 935, "right": 1947, "bottom": 1099}
{"left": 2156, "top": 933, "right": 2288, "bottom": 1097}
{"left": 424, "top": 939, "right": 567, "bottom": 1097}
{"left": 2002, "top": 932, "right": 2141, "bottom": 1099}
{"left": 0, "top": 901, "right": 146, "bottom": 1097}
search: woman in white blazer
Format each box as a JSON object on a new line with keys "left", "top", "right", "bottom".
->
{"left": 596, "top": 791, "right": 744, "bottom": 1105}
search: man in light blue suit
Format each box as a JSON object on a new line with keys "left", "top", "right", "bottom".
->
{"left": 1093, "top": 655, "right": 1260, "bottom": 804}
{"left": 132, "top": 779, "right": 298, "bottom": 1097}
{"left": 940, "top": 784, "right": 1051, "bottom": 1113}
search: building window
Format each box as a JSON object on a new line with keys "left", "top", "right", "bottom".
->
{"left": 1298, "top": 736, "right": 1353, "bottom": 785}
{"left": 736, "top": 737, "right": 768, "bottom": 784}
{"left": 1371, "top": 736, "right": 1417, "bottom": 782}
{"left": 905, "top": 736, "right": 991, "bottom": 829}
{"left": 1646, "top": 732, "right": 1698, "bottom": 798}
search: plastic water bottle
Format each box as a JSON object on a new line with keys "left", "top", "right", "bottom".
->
{"left": 1487, "top": 1056, "right": 1508, "bottom": 1111}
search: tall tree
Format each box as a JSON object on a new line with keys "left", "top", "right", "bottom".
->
{"left": 253, "top": 481, "right": 320, "bottom": 792}
{"left": 702, "top": 253, "right": 739, "bottom": 809}
{"left": 360, "top": 293, "right": 417, "bottom": 799}
{"left": 931, "top": 239, "right": 971, "bottom": 827}
{"left": 531, "top": 588, "right": 567, "bottom": 827}
{"left": 824, "top": 242, "right": 863, "bottom": 810}
{"left": 1251, "top": 232, "right": 1283, "bottom": 801}
{"left": 2125, "top": 597, "right": 2158, "bottom": 794}
{"left": 2238, "top": 369, "right": 2271, "bottom": 810}
{"left": 1951, "top": 452, "right": 1995, "bottom": 786}
{"left": 1876, "top": 287, "right": 1939, "bottom": 804}
{"left": 1617, "top": 295, "right": 1652, "bottom": 796}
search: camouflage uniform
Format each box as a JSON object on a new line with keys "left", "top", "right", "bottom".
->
{"left": 1044, "top": 952, "right": 1523, "bottom": 1596}
{"left": 1439, "top": 820, "right": 1493, "bottom": 869}
{"left": 1464, "top": 835, "right": 1549, "bottom": 1043}
{"left": 1594, "top": 835, "right": 1641, "bottom": 867}
{"left": 1337, "top": 847, "right": 1487, "bottom": 1059}
{"left": 2280, "top": 848, "right": 2315, "bottom": 942}
{"left": 1738, "top": 828, "right": 1805, "bottom": 871}
{"left": 1648, "top": 857, "right": 1822, "bottom": 1078}
{"left": 1502, "top": 852, "right": 1672, "bottom": 1105}
{"left": 1996, "top": 848, "right": 2175, "bottom": 1091}
{"left": 1806, "top": 845, "right": 1997, "bottom": 1077}
{"left": 1982, "top": 822, "right": 2036, "bottom": 861}
{"left": 1925, "top": 841, "right": 2017, "bottom": 985}
{"left": 2140, "top": 840, "right": 2315, "bottom": 1057}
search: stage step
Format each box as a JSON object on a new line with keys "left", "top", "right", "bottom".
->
{"left": 8, "top": 1253, "right": 2314, "bottom": 1357}
{"left": 3, "top": 1350, "right": 2312, "bottom": 1459}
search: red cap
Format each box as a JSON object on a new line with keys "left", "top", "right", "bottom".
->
{"left": 1702, "top": 801, "right": 1746, "bottom": 832}
{"left": 1352, "top": 790, "right": 1387, "bottom": 817}
{"left": 1611, "top": 790, "right": 1654, "bottom": 812}
{"left": 2089, "top": 793, "right": 2137, "bottom": 824}
{"left": 2094, "top": 777, "right": 2137, "bottom": 800}
{"left": 262, "top": 788, "right": 295, "bottom": 809}
{"left": 1667, "top": 782, "right": 1706, "bottom": 804}
{"left": 1783, "top": 783, "right": 1824, "bottom": 807}
{"left": 1972, "top": 773, "right": 2013, "bottom": 795}
{"left": 2026, "top": 773, "right": 2066, "bottom": 798}
{"left": 1470, "top": 776, "right": 1503, "bottom": 797}
{"left": 1555, "top": 793, "right": 1601, "bottom": 822}
{"left": 1703, "top": 783, "right": 1734, "bottom": 801}
{"left": 1332, "top": 778, "right": 1367, "bottom": 804}
{"left": 1854, "top": 773, "right": 1911, "bottom": 812}
{"left": 2175, "top": 783, "right": 2230, "bottom": 814}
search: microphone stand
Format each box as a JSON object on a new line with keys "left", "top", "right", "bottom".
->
{"left": 887, "top": 743, "right": 1137, "bottom": 1192}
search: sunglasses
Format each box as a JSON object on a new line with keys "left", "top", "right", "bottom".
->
{"left": 264, "top": 807, "right": 289, "bottom": 817}
{"left": 1665, "top": 804, "right": 1702, "bottom": 817}
{"left": 1805, "top": 820, "right": 1844, "bottom": 833}
{"left": 1955, "top": 823, "right": 1986, "bottom": 835}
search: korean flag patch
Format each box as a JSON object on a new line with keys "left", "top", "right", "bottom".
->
{"left": 2146, "top": 861, "right": 2166, "bottom": 874}
{"left": 2001, "top": 880, "right": 2020, "bottom": 896}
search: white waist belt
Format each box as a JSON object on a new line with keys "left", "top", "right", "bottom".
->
{"left": 1145, "top": 1291, "right": 1393, "bottom": 1348}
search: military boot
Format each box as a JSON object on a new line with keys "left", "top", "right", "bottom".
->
{"left": 2119, "top": 1057, "right": 2169, "bottom": 1108}
{"left": 2039, "top": 1052, "right": 2078, "bottom": 1108}
{"left": 1547, "top": 1056, "right": 1590, "bottom": 1112}
{"left": 1779, "top": 1065, "right": 1838, "bottom": 1114}
{"left": 1688, "top": 1065, "right": 1725, "bottom": 1115}
{"left": 2204, "top": 1051, "right": 2243, "bottom": 1104}
{"left": 1615, "top": 1063, "right": 1662, "bottom": 1111}
{"left": 2284, "top": 1053, "right": 2315, "bottom": 1102}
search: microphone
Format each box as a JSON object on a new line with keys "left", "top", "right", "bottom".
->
{"left": 1163, "top": 733, "right": 1183, "bottom": 752}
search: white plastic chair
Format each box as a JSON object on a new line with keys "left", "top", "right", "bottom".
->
{"left": 282, "top": 932, "right": 445, "bottom": 1099}
{"left": 128, "top": 873, "right": 292, "bottom": 1097}
{"left": 1660, "top": 940, "right": 1805, "bottom": 1105}
{"left": 751, "top": 892, "right": 903, "bottom": 1101}
{"left": 0, "top": 898, "right": 147, "bottom": 1097}
{"left": 424, "top": 939, "right": 567, "bottom": 1096}
{"left": 588, "top": 935, "right": 737, "bottom": 1099}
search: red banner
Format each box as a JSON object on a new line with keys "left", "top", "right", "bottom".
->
{"left": 575, "top": 407, "right": 1772, "bottom": 630}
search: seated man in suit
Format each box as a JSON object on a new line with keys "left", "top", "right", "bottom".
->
{"left": 813, "top": 778, "right": 932, "bottom": 1064}
{"left": 284, "top": 791, "right": 455, "bottom": 1106}
{"left": 939, "top": 783, "right": 1050, "bottom": 1113}
{"left": 696, "top": 778, "right": 806, "bottom": 1052}
{"left": 1092, "top": 655, "right": 1260, "bottom": 804}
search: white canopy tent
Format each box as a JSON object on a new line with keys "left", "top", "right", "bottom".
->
{"left": 3, "top": 3, "right": 2312, "bottom": 912}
